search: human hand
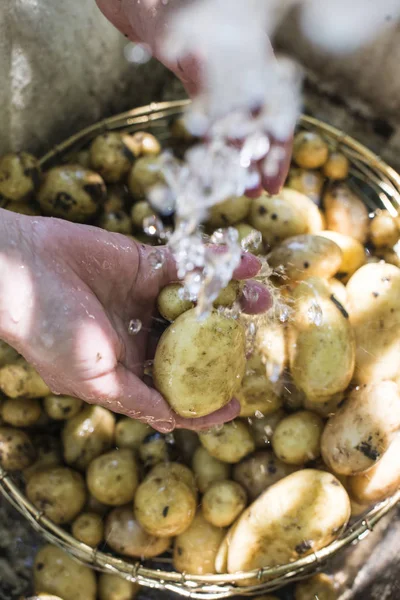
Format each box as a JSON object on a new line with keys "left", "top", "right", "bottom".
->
{"left": 0, "top": 210, "right": 271, "bottom": 433}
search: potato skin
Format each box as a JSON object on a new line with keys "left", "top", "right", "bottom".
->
{"left": 226, "top": 470, "right": 350, "bottom": 577}
{"left": 202, "top": 480, "right": 247, "bottom": 527}
{"left": 321, "top": 381, "right": 400, "bottom": 476}
{"left": 192, "top": 446, "right": 231, "bottom": 493}
{"left": 87, "top": 449, "right": 139, "bottom": 506}
{"left": 0, "top": 359, "right": 50, "bottom": 399}
{"left": 233, "top": 450, "right": 296, "bottom": 501}
{"left": 138, "top": 432, "right": 169, "bottom": 467}
{"left": 323, "top": 183, "right": 369, "bottom": 244}
{"left": 98, "top": 573, "right": 139, "bottom": 600}
{"left": 153, "top": 309, "right": 246, "bottom": 418}
{"left": 149, "top": 462, "right": 198, "bottom": 498}
{"left": 272, "top": 411, "right": 324, "bottom": 465}
{"left": 0, "top": 426, "right": 36, "bottom": 470}
{"left": 199, "top": 421, "right": 255, "bottom": 464}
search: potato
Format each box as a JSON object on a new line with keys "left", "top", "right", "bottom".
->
{"left": 23, "top": 434, "right": 62, "bottom": 482}
{"left": 174, "top": 430, "right": 200, "bottom": 464}
{"left": 321, "top": 381, "right": 400, "bottom": 475}
{"left": 199, "top": 421, "right": 255, "bottom": 463}
{"left": 272, "top": 410, "right": 324, "bottom": 465}
{"left": 0, "top": 339, "right": 19, "bottom": 367}
{"left": 226, "top": 470, "right": 350, "bottom": 578}
{"left": 62, "top": 405, "right": 115, "bottom": 470}
{"left": 98, "top": 210, "right": 132, "bottom": 234}
{"left": 98, "top": 573, "right": 139, "bottom": 600}
{"left": 288, "top": 278, "right": 355, "bottom": 400}
{"left": 149, "top": 461, "right": 198, "bottom": 497}
{"left": 138, "top": 432, "right": 168, "bottom": 467}
{"left": 213, "top": 280, "right": 241, "bottom": 308}
{"left": 202, "top": 480, "right": 247, "bottom": 527}
{"left": 0, "top": 152, "right": 40, "bottom": 202}
{"left": 247, "top": 409, "right": 285, "bottom": 448}
{"left": 346, "top": 262, "right": 400, "bottom": 384}
{"left": 318, "top": 230, "right": 366, "bottom": 281}
{"left": 129, "top": 131, "right": 161, "bottom": 157}
{"left": 43, "top": 395, "right": 82, "bottom": 420}
{"left": 236, "top": 354, "right": 283, "bottom": 418}
{"left": 208, "top": 195, "right": 251, "bottom": 228}
{"left": 0, "top": 426, "right": 35, "bottom": 470}
{"left": 72, "top": 512, "right": 104, "bottom": 547}
{"left": 1, "top": 397, "right": 42, "bottom": 427}
{"left": 323, "top": 183, "right": 369, "bottom": 244}
{"left": 135, "top": 468, "right": 196, "bottom": 537}
{"left": 27, "top": 466, "right": 86, "bottom": 524}
{"left": 268, "top": 234, "right": 342, "bottom": 281}
{"left": 173, "top": 511, "right": 226, "bottom": 575}
{"left": 0, "top": 359, "right": 50, "bottom": 399}
{"left": 38, "top": 165, "right": 106, "bottom": 222}
{"left": 130, "top": 200, "right": 155, "bottom": 229}
{"left": 323, "top": 151, "right": 350, "bottom": 180}
{"left": 34, "top": 545, "right": 96, "bottom": 600}
{"left": 233, "top": 450, "right": 296, "bottom": 501}
{"left": 192, "top": 446, "right": 230, "bottom": 493}
{"left": 286, "top": 167, "right": 324, "bottom": 204}
{"left": 105, "top": 506, "right": 171, "bottom": 558}
{"left": 329, "top": 278, "right": 348, "bottom": 308}
{"left": 370, "top": 210, "right": 399, "bottom": 248}
{"left": 303, "top": 392, "right": 344, "bottom": 418}
{"left": 154, "top": 308, "right": 246, "bottom": 418}
{"left": 293, "top": 131, "right": 329, "bottom": 169}
{"left": 115, "top": 418, "right": 152, "bottom": 451}
{"left": 233, "top": 223, "right": 263, "bottom": 254}
{"left": 128, "top": 156, "right": 165, "bottom": 198}
{"left": 157, "top": 283, "right": 194, "bottom": 321}
{"left": 87, "top": 448, "right": 139, "bottom": 505}
{"left": 89, "top": 132, "right": 136, "bottom": 183}
{"left": 295, "top": 574, "right": 337, "bottom": 600}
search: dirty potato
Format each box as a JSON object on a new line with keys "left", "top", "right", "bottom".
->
{"left": 207, "top": 195, "right": 251, "bottom": 228}
{"left": 0, "top": 427, "right": 36, "bottom": 470}
{"left": 233, "top": 450, "right": 296, "bottom": 501}
{"left": 115, "top": 418, "right": 152, "bottom": 451}
{"left": 72, "top": 512, "right": 104, "bottom": 547}
{"left": 98, "top": 573, "right": 140, "bottom": 600}
{"left": 157, "top": 283, "right": 194, "bottom": 321}
{"left": 199, "top": 421, "right": 255, "bottom": 464}
{"left": 272, "top": 410, "right": 324, "bottom": 465}
{"left": 236, "top": 353, "right": 283, "bottom": 418}
{"left": 293, "top": 131, "right": 329, "bottom": 169}
{"left": 323, "top": 183, "right": 369, "bottom": 244}
{"left": 0, "top": 152, "right": 40, "bottom": 202}
{"left": 1, "top": 397, "right": 42, "bottom": 427}
{"left": 192, "top": 446, "right": 231, "bottom": 493}
{"left": 0, "top": 358, "right": 50, "bottom": 399}
{"left": 318, "top": 230, "right": 366, "bottom": 281}
{"left": 89, "top": 132, "right": 135, "bottom": 183}
{"left": 43, "top": 395, "right": 82, "bottom": 420}
{"left": 202, "top": 480, "right": 247, "bottom": 527}
{"left": 87, "top": 448, "right": 139, "bottom": 505}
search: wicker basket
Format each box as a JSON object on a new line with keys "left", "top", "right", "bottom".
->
{"left": 1, "top": 100, "right": 400, "bottom": 599}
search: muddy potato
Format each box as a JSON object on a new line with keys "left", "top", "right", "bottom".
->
{"left": 23, "top": 434, "right": 62, "bottom": 482}
{"left": 288, "top": 278, "right": 355, "bottom": 400}
{"left": 149, "top": 462, "right": 198, "bottom": 497}
{"left": 233, "top": 450, "right": 296, "bottom": 501}
{"left": 174, "top": 430, "right": 200, "bottom": 464}
{"left": 157, "top": 283, "right": 194, "bottom": 321}
{"left": 98, "top": 573, "right": 139, "bottom": 600}
{"left": 202, "top": 480, "right": 247, "bottom": 527}
{"left": 286, "top": 168, "right": 324, "bottom": 204}
{"left": 272, "top": 410, "right": 324, "bottom": 465}
{"left": 247, "top": 409, "right": 285, "bottom": 448}
{"left": 138, "top": 432, "right": 169, "bottom": 467}
{"left": 0, "top": 340, "right": 18, "bottom": 368}
{"left": 295, "top": 574, "right": 337, "bottom": 600}
{"left": 89, "top": 132, "right": 136, "bottom": 183}
{"left": 62, "top": 405, "right": 115, "bottom": 470}
{"left": 0, "top": 152, "right": 40, "bottom": 202}
{"left": 34, "top": 544, "right": 96, "bottom": 600}
{"left": 98, "top": 210, "right": 132, "bottom": 234}
{"left": 321, "top": 381, "right": 400, "bottom": 475}
{"left": 323, "top": 183, "right": 369, "bottom": 244}
{"left": 27, "top": 466, "right": 86, "bottom": 524}
{"left": 192, "top": 446, "right": 230, "bottom": 493}
{"left": 268, "top": 234, "right": 342, "bottom": 281}
{"left": 236, "top": 353, "right": 283, "bottom": 417}
{"left": 0, "top": 359, "right": 50, "bottom": 399}
{"left": 115, "top": 418, "right": 152, "bottom": 451}
{"left": 38, "top": 165, "right": 106, "bottom": 222}
{"left": 293, "top": 131, "right": 329, "bottom": 169}
{"left": 318, "top": 230, "right": 366, "bottom": 281}
{"left": 208, "top": 195, "right": 251, "bottom": 228}
{"left": 72, "top": 512, "right": 104, "bottom": 547}
{"left": 346, "top": 262, "right": 400, "bottom": 384}
{"left": 226, "top": 469, "right": 350, "bottom": 577}
{"left": 199, "top": 421, "right": 255, "bottom": 464}
{"left": 329, "top": 278, "right": 348, "bottom": 308}
{"left": 43, "top": 395, "right": 82, "bottom": 420}
{"left": 128, "top": 156, "right": 166, "bottom": 199}
{"left": 129, "top": 131, "right": 161, "bottom": 158}
{"left": 370, "top": 210, "right": 399, "bottom": 248}
{"left": 105, "top": 505, "right": 171, "bottom": 558}
{"left": 154, "top": 308, "right": 246, "bottom": 418}
{"left": 87, "top": 448, "right": 139, "bottom": 505}
{"left": 1, "top": 397, "right": 42, "bottom": 427}
{"left": 173, "top": 511, "right": 226, "bottom": 575}
{"left": 0, "top": 426, "right": 35, "bottom": 470}
{"left": 323, "top": 151, "right": 350, "bottom": 180}
{"left": 303, "top": 393, "right": 344, "bottom": 418}
{"left": 130, "top": 200, "right": 155, "bottom": 229}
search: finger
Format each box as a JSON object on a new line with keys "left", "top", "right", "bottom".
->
{"left": 240, "top": 281, "right": 273, "bottom": 315}
{"left": 260, "top": 137, "right": 293, "bottom": 195}
{"left": 95, "top": 0, "right": 137, "bottom": 39}
{"left": 174, "top": 398, "right": 241, "bottom": 431}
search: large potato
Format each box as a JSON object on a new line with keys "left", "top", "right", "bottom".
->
{"left": 202, "top": 480, "right": 247, "bottom": 527}
{"left": 98, "top": 573, "right": 139, "bottom": 600}
{"left": 268, "top": 234, "right": 342, "bottom": 281}
{"left": 173, "top": 511, "right": 226, "bottom": 575}
{"left": 62, "top": 405, "right": 115, "bottom": 470}
{"left": 0, "top": 359, "right": 50, "bottom": 398}
{"left": 72, "top": 512, "right": 104, "bottom": 547}
{"left": 34, "top": 545, "right": 96, "bottom": 600}
{"left": 27, "top": 466, "right": 86, "bottom": 524}
{"left": 317, "top": 230, "right": 366, "bottom": 281}
{"left": 233, "top": 450, "right": 296, "bottom": 501}
{"left": 199, "top": 421, "right": 255, "bottom": 463}
{"left": 321, "top": 381, "right": 400, "bottom": 475}
{"left": 87, "top": 448, "right": 139, "bottom": 505}
{"left": 207, "top": 195, "right": 251, "bottom": 228}
{"left": 43, "top": 395, "right": 82, "bottom": 420}
{"left": 0, "top": 426, "right": 35, "bottom": 470}
{"left": 192, "top": 446, "right": 231, "bottom": 493}
{"left": 226, "top": 470, "right": 350, "bottom": 578}
{"left": 288, "top": 278, "right": 355, "bottom": 400}
{"left": 105, "top": 506, "right": 171, "bottom": 559}
{"left": 272, "top": 411, "right": 324, "bottom": 465}
{"left": 1, "top": 397, "right": 42, "bottom": 427}
{"left": 323, "top": 183, "right": 369, "bottom": 244}
{"left": 346, "top": 262, "right": 400, "bottom": 384}
{"left": 153, "top": 308, "right": 246, "bottom": 418}
{"left": 0, "top": 339, "right": 19, "bottom": 367}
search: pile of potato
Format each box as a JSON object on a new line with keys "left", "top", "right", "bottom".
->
{"left": 2, "top": 123, "right": 400, "bottom": 600}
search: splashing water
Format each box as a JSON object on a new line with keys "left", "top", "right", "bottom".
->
{"left": 128, "top": 319, "right": 142, "bottom": 335}
{"left": 148, "top": 249, "right": 165, "bottom": 270}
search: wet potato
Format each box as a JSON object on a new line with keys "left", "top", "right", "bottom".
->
{"left": 130, "top": 200, "right": 155, "bottom": 230}
{"left": 72, "top": 511, "right": 104, "bottom": 547}
{"left": 202, "top": 480, "right": 247, "bottom": 527}
{"left": 87, "top": 448, "right": 139, "bottom": 506}
{"left": 272, "top": 410, "right": 324, "bottom": 465}
{"left": 128, "top": 155, "right": 166, "bottom": 199}
{"left": 370, "top": 210, "right": 399, "bottom": 248}
{"left": 138, "top": 431, "right": 169, "bottom": 467}
{"left": 0, "top": 426, "right": 36, "bottom": 470}
{"left": 192, "top": 446, "right": 231, "bottom": 493}
{"left": 286, "top": 167, "right": 324, "bottom": 204}
{"left": 323, "top": 151, "right": 350, "bottom": 180}
{"left": 199, "top": 420, "right": 255, "bottom": 463}
{"left": 115, "top": 418, "right": 152, "bottom": 451}
{"left": 236, "top": 353, "right": 283, "bottom": 417}
{"left": 89, "top": 132, "right": 136, "bottom": 183}
{"left": 317, "top": 230, "right": 366, "bottom": 281}
{"left": 247, "top": 409, "right": 285, "bottom": 448}
{"left": 0, "top": 358, "right": 50, "bottom": 398}
{"left": 233, "top": 450, "right": 297, "bottom": 501}
{"left": 43, "top": 394, "right": 82, "bottom": 420}
{"left": 233, "top": 223, "right": 264, "bottom": 254}
{"left": 97, "top": 209, "right": 132, "bottom": 234}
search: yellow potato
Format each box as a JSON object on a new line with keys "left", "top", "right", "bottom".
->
{"left": 72, "top": 512, "right": 104, "bottom": 547}
{"left": 293, "top": 131, "right": 329, "bottom": 169}
{"left": 192, "top": 446, "right": 231, "bottom": 493}
{"left": 323, "top": 151, "right": 350, "bottom": 180}
{"left": 233, "top": 223, "right": 264, "bottom": 254}
{"left": 233, "top": 450, "right": 297, "bottom": 501}
{"left": 321, "top": 381, "right": 400, "bottom": 475}
{"left": 226, "top": 470, "right": 350, "bottom": 578}
{"left": 295, "top": 574, "right": 337, "bottom": 600}
{"left": 272, "top": 411, "right": 324, "bottom": 465}
{"left": 115, "top": 418, "right": 152, "bottom": 451}
{"left": 90, "top": 132, "right": 135, "bottom": 183}
{"left": 318, "top": 230, "right": 366, "bottom": 281}
{"left": 199, "top": 421, "right": 255, "bottom": 463}
{"left": 62, "top": 405, "right": 115, "bottom": 470}
{"left": 129, "top": 131, "right": 161, "bottom": 157}
{"left": 87, "top": 448, "right": 139, "bottom": 505}
{"left": 247, "top": 409, "right": 285, "bottom": 448}
{"left": 27, "top": 466, "right": 86, "bottom": 524}
{"left": 208, "top": 195, "right": 251, "bottom": 228}
{"left": 323, "top": 183, "right": 369, "bottom": 244}
{"left": 286, "top": 167, "right": 324, "bottom": 204}
{"left": 346, "top": 262, "right": 400, "bottom": 384}
{"left": 98, "top": 210, "right": 132, "bottom": 234}
{"left": 157, "top": 283, "right": 194, "bottom": 321}
{"left": 130, "top": 200, "right": 155, "bottom": 229}
{"left": 138, "top": 432, "right": 169, "bottom": 467}
{"left": 288, "top": 278, "right": 355, "bottom": 399}
{"left": 23, "top": 434, "right": 61, "bottom": 482}
{"left": 1, "top": 397, "right": 42, "bottom": 427}
{"left": 43, "top": 395, "right": 82, "bottom": 420}
{"left": 370, "top": 210, "right": 399, "bottom": 248}
{"left": 105, "top": 506, "right": 171, "bottom": 558}
{"left": 154, "top": 308, "right": 246, "bottom": 418}
{"left": 268, "top": 234, "right": 342, "bottom": 281}
{"left": 128, "top": 156, "right": 165, "bottom": 199}
{"left": 0, "top": 359, "right": 50, "bottom": 399}
{"left": 34, "top": 545, "right": 96, "bottom": 600}
{"left": 149, "top": 461, "right": 198, "bottom": 497}
{"left": 0, "top": 339, "right": 19, "bottom": 367}
{"left": 173, "top": 511, "right": 226, "bottom": 575}
{"left": 202, "top": 480, "right": 247, "bottom": 527}
{"left": 98, "top": 573, "right": 139, "bottom": 600}
{"left": 0, "top": 152, "right": 40, "bottom": 202}
{"left": 0, "top": 426, "right": 35, "bottom": 470}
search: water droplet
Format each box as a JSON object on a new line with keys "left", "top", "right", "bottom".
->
{"left": 128, "top": 319, "right": 142, "bottom": 335}
{"left": 255, "top": 410, "right": 264, "bottom": 419}
{"left": 144, "top": 359, "right": 153, "bottom": 376}
{"left": 307, "top": 301, "right": 323, "bottom": 326}
{"left": 247, "top": 322, "right": 257, "bottom": 336}
{"left": 148, "top": 249, "right": 165, "bottom": 270}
